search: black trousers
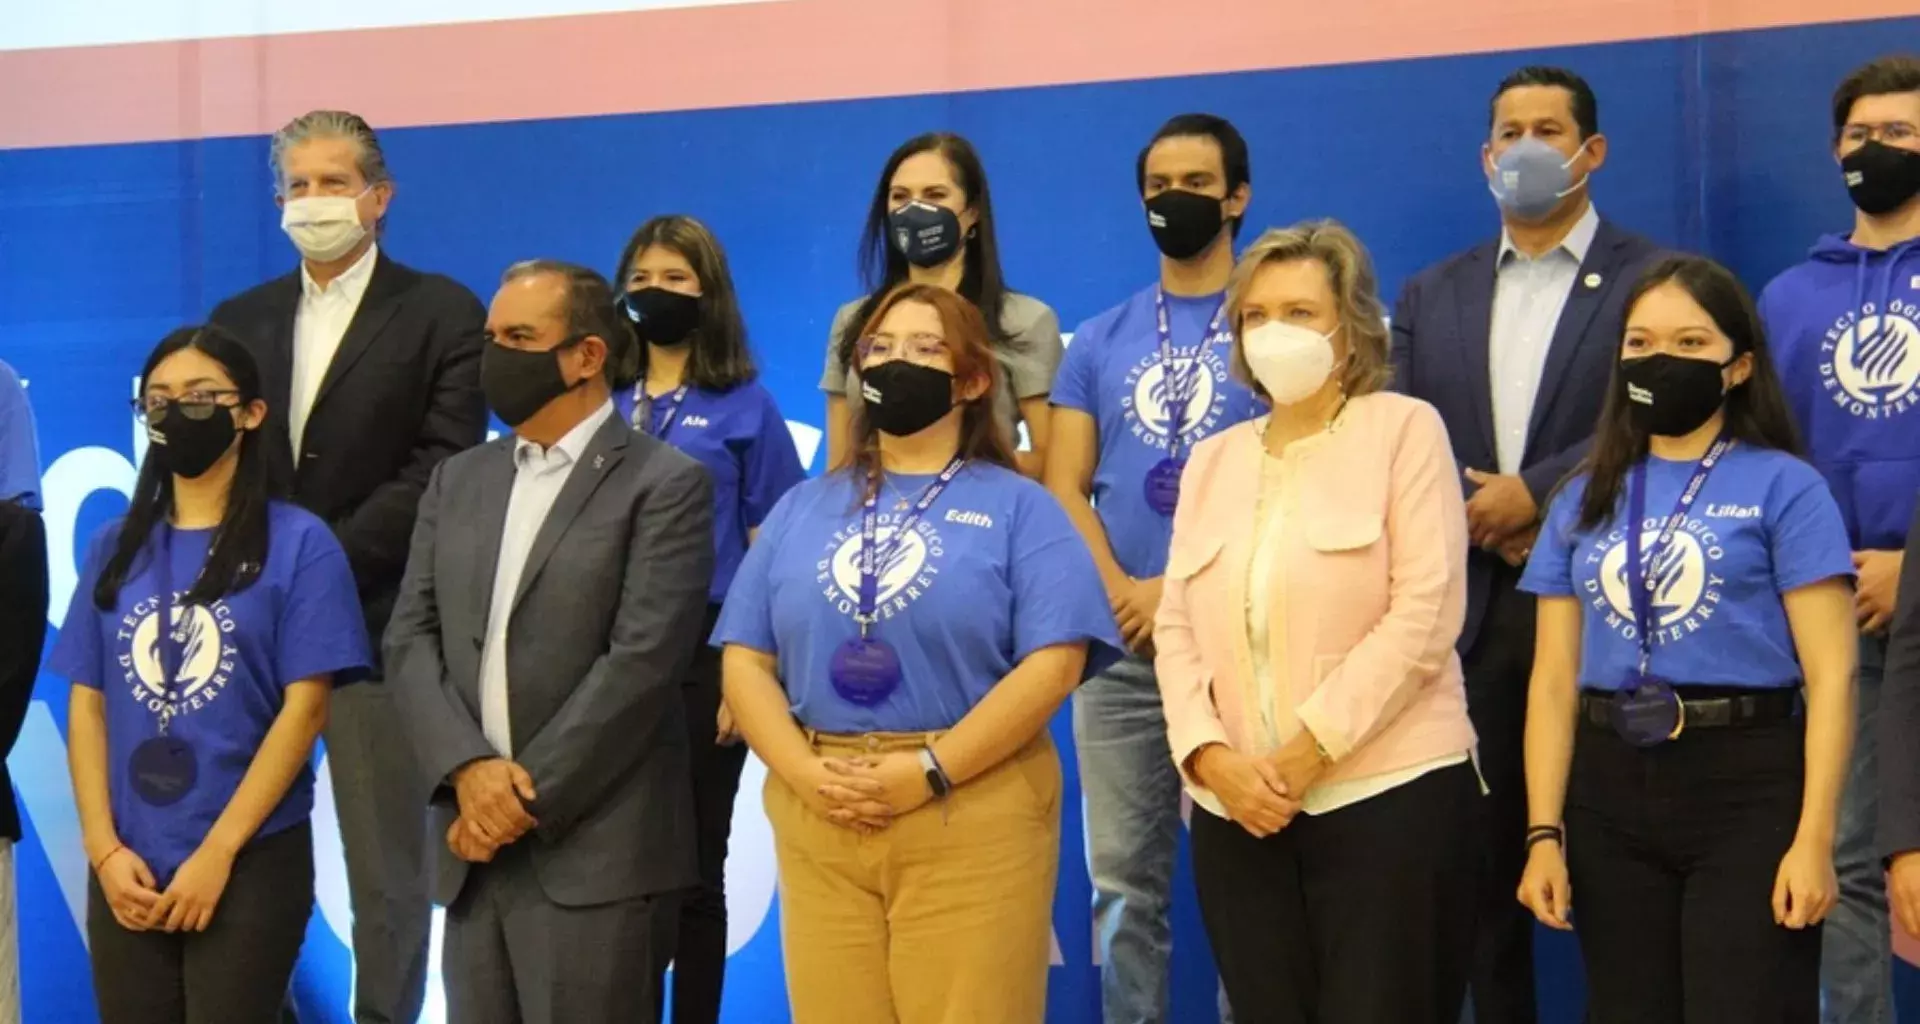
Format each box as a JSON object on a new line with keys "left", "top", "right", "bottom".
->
{"left": 672, "top": 611, "right": 749, "bottom": 1024}
{"left": 1566, "top": 712, "right": 1820, "bottom": 1023}
{"left": 1462, "top": 569, "right": 1539, "bottom": 1024}
{"left": 1192, "top": 761, "right": 1477, "bottom": 1024}
{"left": 89, "top": 823, "right": 313, "bottom": 1024}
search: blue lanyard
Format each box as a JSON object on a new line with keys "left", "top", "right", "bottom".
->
{"left": 856, "top": 458, "right": 965, "bottom": 636}
{"left": 1624, "top": 436, "right": 1731, "bottom": 676}
{"left": 631, "top": 383, "right": 690, "bottom": 441}
{"left": 1152, "top": 288, "right": 1228, "bottom": 461}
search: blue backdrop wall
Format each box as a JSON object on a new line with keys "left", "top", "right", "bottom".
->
{"left": 3, "top": 13, "right": 1918, "bottom": 1022}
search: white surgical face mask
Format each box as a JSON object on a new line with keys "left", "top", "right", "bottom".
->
{"left": 280, "top": 191, "right": 369, "bottom": 263}
{"left": 1243, "top": 320, "right": 1339, "bottom": 405}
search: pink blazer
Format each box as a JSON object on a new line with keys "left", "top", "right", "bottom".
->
{"left": 1154, "top": 391, "right": 1476, "bottom": 798}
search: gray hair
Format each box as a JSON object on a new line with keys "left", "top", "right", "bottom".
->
{"left": 269, "top": 110, "right": 392, "bottom": 192}
{"left": 1225, "top": 219, "right": 1393, "bottom": 400}
{"left": 501, "top": 260, "right": 636, "bottom": 385}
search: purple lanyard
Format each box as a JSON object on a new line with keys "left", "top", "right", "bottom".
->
{"left": 856, "top": 458, "right": 965, "bottom": 635}
{"left": 631, "top": 383, "right": 690, "bottom": 441}
{"left": 1624, "top": 436, "right": 1731, "bottom": 676}
{"left": 153, "top": 525, "right": 186, "bottom": 735}
{"left": 1151, "top": 288, "right": 1227, "bottom": 461}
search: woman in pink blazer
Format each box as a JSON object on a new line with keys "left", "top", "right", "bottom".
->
{"left": 1154, "top": 220, "right": 1480, "bottom": 1023}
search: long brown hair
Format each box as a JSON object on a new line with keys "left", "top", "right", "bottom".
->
{"left": 614, "top": 214, "right": 756, "bottom": 390}
{"left": 1574, "top": 255, "right": 1802, "bottom": 531}
{"left": 839, "top": 282, "right": 1016, "bottom": 487}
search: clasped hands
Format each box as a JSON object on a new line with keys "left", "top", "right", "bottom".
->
{"left": 1464, "top": 468, "right": 1539, "bottom": 568}
{"left": 447, "top": 758, "right": 539, "bottom": 863}
{"left": 1191, "top": 733, "right": 1331, "bottom": 839}
{"left": 800, "top": 751, "right": 932, "bottom": 833}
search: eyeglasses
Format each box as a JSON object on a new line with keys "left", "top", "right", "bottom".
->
{"left": 1840, "top": 122, "right": 1918, "bottom": 146}
{"left": 132, "top": 390, "right": 241, "bottom": 423}
{"left": 858, "top": 333, "right": 948, "bottom": 365}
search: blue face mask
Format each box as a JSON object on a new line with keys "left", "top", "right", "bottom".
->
{"left": 1487, "top": 135, "right": 1592, "bottom": 220}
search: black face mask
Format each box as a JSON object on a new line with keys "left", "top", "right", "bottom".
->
{"left": 147, "top": 401, "right": 240, "bottom": 479}
{"left": 1145, "top": 189, "right": 1226, "bottom": 261}
{"left": 621, "top": 288, "right": 702, "bottom": 346}
{"left": 1621, "top": 354, "right": 1731, "bottom": 437}
{"left": 1842, "top": 141, "right": 1920, "bottom": 217}
{"left": 482, "top": 335, "right": 587, "bottom": 427}
{"left": 888, "top": 201, "right": 963, "bottom": 268}
{"left": 860, "top": 360, "right": 955, "bottom": 437}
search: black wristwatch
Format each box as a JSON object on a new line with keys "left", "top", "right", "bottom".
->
{"left": 919, "top": 747, "right": 952, "bottom": 800}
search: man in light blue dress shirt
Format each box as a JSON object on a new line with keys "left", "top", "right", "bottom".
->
{"left": 1390, "top": 66, "right": 1663, "bottom": 1024}
{"left": 0, "top": 360, "right": 39, "bottom": 509}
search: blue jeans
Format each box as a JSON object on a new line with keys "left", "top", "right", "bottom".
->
{"left": 1075, "top": 655, "right": 1186, "bottom": 1024}
{"left": 1821, "top": 633, "right": 1891, "bottom": 1024}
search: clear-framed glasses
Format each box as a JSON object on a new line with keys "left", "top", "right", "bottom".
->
{"left": 132, "top": 390, "right": 241, "bottom": 423}
{"left": 858, "top": 332, "right": 948, "bottom": 365}
{"left": 1841, "top": 121, "right": 1918, "bottom": 147}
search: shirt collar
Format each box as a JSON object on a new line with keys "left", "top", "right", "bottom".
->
{"left": 514, "top": 398, "right": 616, "bottom": 469}
{"left": 1498, "top": 204, "right": 1601, "bottom": 266}
{"left": 300, "top": 242, "right": 379, "bottom": 301}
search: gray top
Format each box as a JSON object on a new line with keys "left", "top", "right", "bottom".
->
{"left": 819, "top": 291, "right": 1064, "bottom": 441}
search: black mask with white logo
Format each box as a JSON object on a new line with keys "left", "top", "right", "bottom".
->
{"left": 1842, "top": 141, "right": 1920, "bottom": 217}
{"left": 887, "top": 201, "right": 963, "bottom": 268}
{"left": 860, "top": 360, "right": 954, "bottom": 437}
{"left": 1145, "top": 189, "right": 1226, "bottom": 260}
{"left": 1621, "top": 354, "right": 1731, "bottom": 437}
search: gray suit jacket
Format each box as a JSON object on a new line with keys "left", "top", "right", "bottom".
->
{"left": 385, "top": 412, "right": 712, "bottom": 908}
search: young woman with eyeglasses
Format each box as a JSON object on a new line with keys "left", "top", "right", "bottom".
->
{"left": 49, "top": 325, "right": 370, "bottom": 1024}
{"left": 716, "top": 283, "right": 1118, "bottom": 1022}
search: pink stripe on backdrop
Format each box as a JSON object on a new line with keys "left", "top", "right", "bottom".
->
{"left": 0, "top": 0, "right": 1911, "bottom": 150}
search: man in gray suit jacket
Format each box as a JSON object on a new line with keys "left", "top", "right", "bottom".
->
{"left": 387, "top": 260, "right": 712, "bottom": 1024}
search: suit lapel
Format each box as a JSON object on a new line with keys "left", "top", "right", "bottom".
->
{"left": 310, "top": 253, "right": 403, "bottom": 417}
{"left": 1458, "top": 245, "right": 1500, "bottom": 462}
{"left": 261, "top": 275, "right": 302, "bottom": 419}
{"left": 1525, "top": 222, "right": 1623, "bottom": 445}
{"left": 510, "top": 416, "right": 631, "bottom": 614}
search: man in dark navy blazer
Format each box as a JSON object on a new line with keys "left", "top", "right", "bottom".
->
{"left": 1391, "top": 67, "right": 1661, "bottom": 1024}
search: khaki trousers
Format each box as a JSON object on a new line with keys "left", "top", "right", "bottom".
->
{"left": 766, "top": 731, "right": 1062, "bottom": 1024}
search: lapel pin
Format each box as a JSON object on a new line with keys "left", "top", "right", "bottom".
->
{"left": 1583, "top": 272, "right": 1603, "bottom": 289}
{"left": 593, "top": 454, "right": 605, "bottom": 470}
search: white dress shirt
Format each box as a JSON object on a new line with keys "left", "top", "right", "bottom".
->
{"left": 478, "top": 399, "right": 616, "bottom": 756}
{"left": 1487, "top": 205, "right": 1599, "bottom": 475}
{"left": 289, "top": 243, "right": 378, "bottom": 458}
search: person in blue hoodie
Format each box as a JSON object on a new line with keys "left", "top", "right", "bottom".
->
{"left": 1758, "top": 53, "right": 1920, "bottom": 1024}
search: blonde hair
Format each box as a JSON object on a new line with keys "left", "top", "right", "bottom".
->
{"left": 1225, "top": 219, "right": 1392, "bottom": 400}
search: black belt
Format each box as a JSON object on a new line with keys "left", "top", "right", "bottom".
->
{"left": 1580, "top": 687, "right": 1800, "bottom": 732}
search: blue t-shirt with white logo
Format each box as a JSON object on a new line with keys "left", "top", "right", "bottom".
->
{"left": 616, "top": 380, "right": 807, "bottom": 604}
{"left": 1519, "top": 444, "right": 1853, "bottom": 691}
{"left": 712, "top": 462, "right": 1123, "bottom": 734}
{"left": 1052, "top": 285, "right": 1266, "bottom": 580}
{"left": 48, "top": 502, "right": 371, "bottom": 885}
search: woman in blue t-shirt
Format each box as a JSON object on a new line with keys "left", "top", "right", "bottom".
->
{"left": 715, "top": 282, "right": 1119, "bottom": 1023}
{"left": 1515, "top": 256, "right": 1857, "bottom": 1023}
{"left": 610, "top": 213, "right": 806, "bottom": 1024}
{"left": 49, "top": 325, "right": 371, "bottom": 1024}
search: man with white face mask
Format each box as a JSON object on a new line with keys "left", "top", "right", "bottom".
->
{"left": 1389, "top": 67, "right": 1660, "bottom": 1024}
{"left": 209, "top": 109, "right": 488, "bottom": 1024}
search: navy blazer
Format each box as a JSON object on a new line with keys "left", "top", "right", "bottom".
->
{"left": 1391, "top": 218, "right": 1663, "bottom": 651}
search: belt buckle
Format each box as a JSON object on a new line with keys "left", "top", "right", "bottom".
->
{"left": 1668, "top": 697, "right": 1687, "bottom": 741}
